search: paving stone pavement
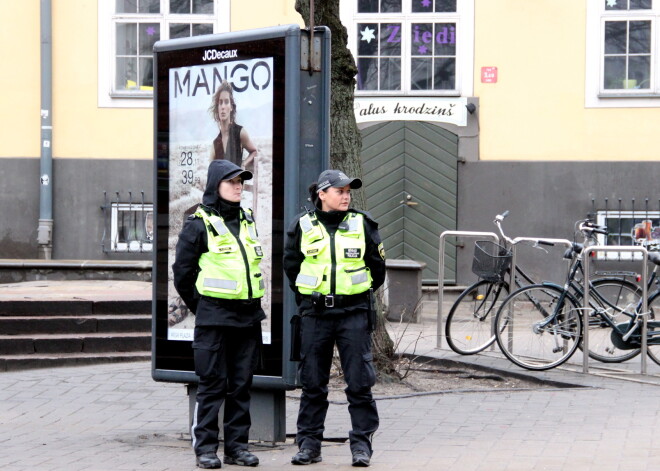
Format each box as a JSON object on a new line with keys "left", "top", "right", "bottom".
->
{"left": 2, "top": 281, "right": 660, "bottom": 470}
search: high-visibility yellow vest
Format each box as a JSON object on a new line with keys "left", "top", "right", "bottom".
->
{"left": 194, "top": 207, "right": 265, "bottom": 300}
{"left": 295, "top": 211, "right": 372, "bottom": 295}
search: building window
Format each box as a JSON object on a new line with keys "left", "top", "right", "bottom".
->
{"left": 603, "top": 2, "right": 652, "bottom": 91}
{"left": 356, "top": 22, "right": 403, "bottom": 90}
{"left": 347, "top": 0, "right": 473, "bottom": 96}
{"left": 410, "top": 22, "right": 457, "bottom": 90}
{"left": 114, "top": 0, "right": 215, "bottom": 95}
{"left": 595, "top": 210, "right": 660, "bottom": 259}
{"left": 99, "top": 0, "right": 228, "bottom": 107}
{"left": 109, "top": 203, "right": 154, "bottom": 253}
{"left": 586, "top": 0, "right": 660, "bottom": 107}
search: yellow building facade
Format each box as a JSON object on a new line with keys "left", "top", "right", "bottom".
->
{"left": 1, "top": 0, "right": 658, "bottom": 283}
{"left": 0, "top": 1, "right": 302, "bottom": 161}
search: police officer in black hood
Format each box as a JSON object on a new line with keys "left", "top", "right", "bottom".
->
{"left": 173, "top": 160, "right": 265, "bottom": 468}
{"left": 283, "top": 169, "right": 386, "bottom": 467}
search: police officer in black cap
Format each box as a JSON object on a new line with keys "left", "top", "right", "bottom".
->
{"left": 283, "top": 169, "right": 386, "bottom": 467}
{"left": 173, "top": 160, "right": 265, "bottom": 468}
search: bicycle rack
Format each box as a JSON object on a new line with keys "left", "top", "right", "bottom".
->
{"left": 499, "top": 238, "right": 575, "bottom": 355}
{"left": 582, "top": 246, "right": 649, "bottom": 374}
{"left": 437, "top": 231, "right": 500, "bottom": 348}
{"left": 438, "top": 233, "right": 574, "bottom": 350}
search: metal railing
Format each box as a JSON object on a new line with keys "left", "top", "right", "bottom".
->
{"left": 437, "top": 231, "right": 499, "bottom": 348}
{"left": 582, "top": 245, "right": 649, "bottom": 374}
{"left": 438, "top": 230, "right": 655, "bottom": 376}
{"left": 438, "top": 232, "right": 573, "bottom": 350}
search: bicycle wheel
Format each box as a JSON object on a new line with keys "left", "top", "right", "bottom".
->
{"left": 445, "top": 279, "right": 509, "bottom": 355}
{"left": 495, "top": 284, "right": 582, "bottom": 370}
{"left": 585, "top": 279, "right": 642, "bottom": 363}
{"left": 644, "top": 292, "right": 660, "bottom": 366}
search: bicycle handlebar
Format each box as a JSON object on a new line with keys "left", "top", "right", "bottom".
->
{"left": 493, "top": 211, "right": 558, "bottom": 248}
{"left": 578, "top": 221, "right": 608, "bottom": 236}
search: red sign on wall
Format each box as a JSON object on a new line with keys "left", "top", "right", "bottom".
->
{"left": 481, "top": 66, "right": 498, "bottom": 83}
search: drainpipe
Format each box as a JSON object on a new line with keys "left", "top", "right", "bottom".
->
{"left": 37, "top": 0, "right": 53, "bottom": 259}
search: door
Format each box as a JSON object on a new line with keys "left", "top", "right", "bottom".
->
{"left": 361, "top": 121, "right": 458, "bottom": 283}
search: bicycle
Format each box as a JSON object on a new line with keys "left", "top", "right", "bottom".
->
{"left": 445, "top": 211, "right": 553, "bottom": 355}
{"left": 446, "top": 215, "right": 642, "bottom": 360}
{"left": 493, "top": 221, "right": 655, "bottom": 370}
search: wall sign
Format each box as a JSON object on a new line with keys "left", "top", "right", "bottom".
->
{"left": 354, "top": 97, "right": 468, "bottom": 126}
{"left": 481, "top": 66, "right": 498, "bottom": 83}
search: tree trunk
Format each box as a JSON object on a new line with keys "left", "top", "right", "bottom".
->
{"left": 295, "top": 0, "right": 398, "bottom": 379}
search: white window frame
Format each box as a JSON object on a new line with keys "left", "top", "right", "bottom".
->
{"left": 586, "top": 0, "right": 660, "bottom": 108}
{"left": 340, "top": 0, "right": 474, "bottom": 97}
{"left": 98, "top": 0, "right": 230, "bottom": 108}
{"left": 110, "top": 203, "right": 154, "bottom": 252}
{"left": 595, "top": 210, "right": 660, "bottom": 259}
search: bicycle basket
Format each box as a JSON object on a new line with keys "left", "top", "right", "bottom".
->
{"left": 471, "top": 240, "right": 512, "bottom": 282}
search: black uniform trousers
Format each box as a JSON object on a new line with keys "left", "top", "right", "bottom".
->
{"left": 296, "top": 311, "right": 379, "bottom": 455}
{"left": 191, "top": 324, "right": 260, "bottom": 456}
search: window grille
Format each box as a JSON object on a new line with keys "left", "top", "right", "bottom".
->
{"left": 101, "top": 191, "right": 153, "bottom": 253}
{"left": 591, "top": 198, "right": 660, "bottom": 260}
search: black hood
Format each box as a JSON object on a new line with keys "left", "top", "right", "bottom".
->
{"left": 202, "top": 160, "right": 253, "bottom": 207}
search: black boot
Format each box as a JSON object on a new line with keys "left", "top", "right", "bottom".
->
{"left": 196, "top": 452, "right": 222, "bottom": 469}
{"left": 351, "top": 450, "right": 370, "bottom": 467}
{"left": 223, "top": 450, "right": 259, "bottom": 467}
{"left": 291, "top": 448, "right": 322, "bottom": 465}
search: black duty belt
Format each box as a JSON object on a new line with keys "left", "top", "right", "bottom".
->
{"left": 201, "top": 296, "right": 261, "bottom": 308}
{"left": 306, "top": 292, "right": 370, "bottom": 308}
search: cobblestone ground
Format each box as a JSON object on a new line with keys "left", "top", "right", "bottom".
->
{"left": 3, "top": 357, "right": 660, "bottom": 471}
{"left": 4, "top": 283, "right": 660, "bottom": 470}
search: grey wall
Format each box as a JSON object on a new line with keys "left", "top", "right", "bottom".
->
{"left": 0, "top": 159, "right": 41, "bottom": 258}
{"left": 2, "top": 157, "right": 657, "bottom": 283}
{"left": 455, "top": 161, "right": 660, "bottom": 286}
{"left": 0, "top": 158, "right": 152, "bottom": 260}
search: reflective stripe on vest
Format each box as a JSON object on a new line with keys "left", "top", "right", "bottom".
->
{"left": 351, "top": 271, "right": 369, "bottom": 285}
{"left": 210, "top": 218, "right": 229, "bottom": 236}
{"left": 194, "top": 207, "right": 265, "bottom": 300}
{"left": 347, "top": 217, "right": 359, "bottom": 232}
{"left": 203, "top": 278, "right": 238, "bottom": 291}
{"left": 300, "top": 215, "right": 314, "bottom": 233}
{"left": 295, "top": 273, "right": 319, "bottom": 287}
{"left": 296, "top": 211, "right": 372, "bottom": 296}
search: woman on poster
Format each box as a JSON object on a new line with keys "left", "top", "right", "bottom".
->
{"left": 209, "top": 80, "right": 258, "bottom": 169}
{"left": 170, "top": 81, "right": 264, "bottom": 330}
{"left": 172, "top": 159, "right": 264, "bottom": 469}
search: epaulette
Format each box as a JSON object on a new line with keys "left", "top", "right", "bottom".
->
{"left": 299, "top": 213, "right": 315, "bottom": 233}
{"left": 243, "top": 208, "right": 254, "bottom": 223}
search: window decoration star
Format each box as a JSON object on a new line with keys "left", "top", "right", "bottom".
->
{"left": 360, "top": 26, "right": 376, "bottom": 44}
